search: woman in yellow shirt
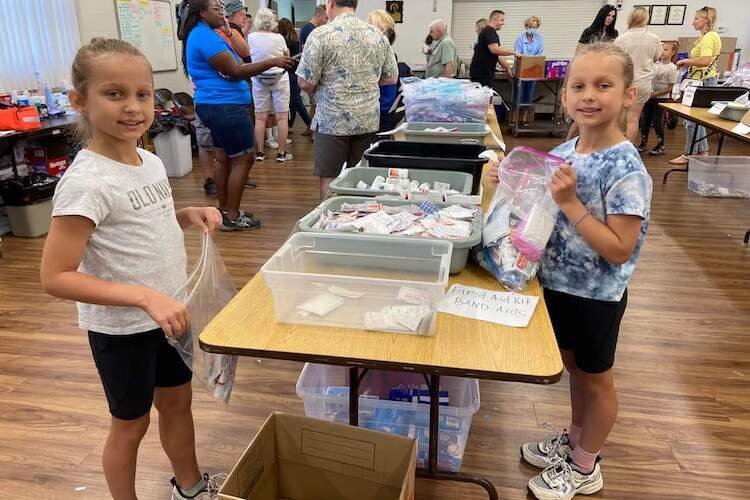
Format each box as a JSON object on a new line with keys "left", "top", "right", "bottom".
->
{"left": 670, "top": 6, "right": 721, "bottom": 165}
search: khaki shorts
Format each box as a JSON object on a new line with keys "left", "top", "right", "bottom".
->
{"left": 252, "top": 73, "right": 291, "bottom": 113}
{"left": 313, "top": 132, "right": 376, "bottom": 178}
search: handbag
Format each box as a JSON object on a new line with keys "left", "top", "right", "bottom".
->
{"left": 0, "top": 106, "right": 42, "bottom": 131}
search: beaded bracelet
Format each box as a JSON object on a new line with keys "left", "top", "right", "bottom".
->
{"left": 573, "top": 212, "right": 590, "bottom": 227}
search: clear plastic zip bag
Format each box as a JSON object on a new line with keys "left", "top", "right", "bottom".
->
{"left": 170, "top": 233, "right": 238, "bottom": 403}
{"left": 478, "top": 146, "right": 564, "bottom": 291}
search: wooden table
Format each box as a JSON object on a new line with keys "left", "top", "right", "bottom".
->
{"left": 659, "top": 102, "right": 750, "bottom": 184}
{"left": 200, "top": 109, "right": 563, "bottom": 499}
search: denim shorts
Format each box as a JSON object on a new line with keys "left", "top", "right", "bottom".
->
{"left": 195, "top": 104, "right": 255, "bottom": 157}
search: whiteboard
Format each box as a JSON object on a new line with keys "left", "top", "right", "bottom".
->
{"left": 115, "top": 0, "right": 178, "bottom": 72}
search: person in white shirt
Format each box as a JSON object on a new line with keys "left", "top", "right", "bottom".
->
{"left": 614, "top": 7, "right": 661, "bottom": 143}
{"left": 247, "top": 8, "right": 293, "bottom": 162}
{"left": 638, "top": 41, "right": 679, "bottom": 155}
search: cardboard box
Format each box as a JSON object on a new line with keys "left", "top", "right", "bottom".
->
{"left": 219, "top": 412, "right": 416, "bottom": 500}
{"left": 742, "top": 110, "right": 750, "bottom": 127}
{"left": 678, "top": 36, "right": 737, "bottom": 76}
{"left": 515, "top": 56, "right": 546, "bottom": 79}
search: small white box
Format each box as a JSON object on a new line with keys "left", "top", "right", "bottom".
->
{"left": 153, "top": 128, "right": 192, "bottom": 177}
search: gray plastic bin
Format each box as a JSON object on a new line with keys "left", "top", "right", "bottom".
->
{"left": 402, "top": 122, "right": 491, "bottom": 144}
{"left": 298, "top": 196, "right": 482, "bottom": 274}
{"left": 329, "top": 167, "right": 473, "bottom": 197}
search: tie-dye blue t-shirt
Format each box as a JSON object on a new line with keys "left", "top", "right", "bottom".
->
{"left": 538, "top": 139, "right": 652, "bottom": 302}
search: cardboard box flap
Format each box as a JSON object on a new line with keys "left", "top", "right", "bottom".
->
{"left": 274, "top": 413, "right": 416, "bottom": 489}
{"left": 220, "top": 413, "right": 279, "bottom": 500}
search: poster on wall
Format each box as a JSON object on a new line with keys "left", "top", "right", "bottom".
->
{"left": 386, "top": 1, "right": 403, "bottom": 23}
{"left": 650, "top": 5, "right": 669, "bottom": 25}
{"left": 667, "top": 5, "right": 687, "bottom": 25}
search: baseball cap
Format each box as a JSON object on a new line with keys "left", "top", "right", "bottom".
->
{"left": 223, "top": 0, "right": 247, "bottom": 17}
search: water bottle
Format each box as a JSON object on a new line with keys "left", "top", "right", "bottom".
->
{"left": 43, "top": 82, "right": 57, "bottom": 114}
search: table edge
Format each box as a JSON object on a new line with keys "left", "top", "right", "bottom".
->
{"left": 199, "top": 338, "right": 564, "bottom": 385}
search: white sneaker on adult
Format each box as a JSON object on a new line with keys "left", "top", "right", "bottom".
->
{"left": 265, "top": 138, "right": 279, "bottom": 150}
{"left": 171, "top": 473, "right": 226, "bottom": 499}
{"left": 521, "top": 424, "right": 573, "bottom": 469}
{"left": 528, "top": 458, "right": 603, "bottom": 500}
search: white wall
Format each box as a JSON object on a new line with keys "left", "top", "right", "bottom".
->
{"left": 616, "top": 1, "right": 749, "bottom": 66}
{"left": 355, "top": 0, "right": 453, "bottom": 68}
{"left": 74, "top": 0, "right": 191, "bottom": 93}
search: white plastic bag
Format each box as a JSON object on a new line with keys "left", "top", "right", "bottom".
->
{"left": 478, "top": 146, "right": 564, "bottom": 291}
{"left": 170, "top": 233, "right": 238, "bottom": 403}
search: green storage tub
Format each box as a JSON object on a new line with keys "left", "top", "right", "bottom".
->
{"left": 402, "top": 122, "right": 491, "bottom": 144}
{"left": 329, "top": 167, "right": 473, "bottom": 197}
{"left": 298, "top": 196, "right": 482, "bottom": 274}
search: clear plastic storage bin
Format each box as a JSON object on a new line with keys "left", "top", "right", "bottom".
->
{"left": 261, "top": 232, "right": 452, "bottom": 335}
{"left": 688, "top": 156, "right": 750, "bottom": 198}
{"left": 329, "top": 167, "right": 473, "bottom": 197}
{"left": 297, "top": 196, "right": 482, "bottom": 274}
{"left": 295, "top": 363, "right": 481, "bottom": 472}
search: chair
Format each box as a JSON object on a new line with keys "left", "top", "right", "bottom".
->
{"left": 172, "top": 92, "right": 195, "bottom": 121}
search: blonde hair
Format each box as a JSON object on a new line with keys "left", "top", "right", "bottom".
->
{"left": 367, "top": 10, "right": 394, "bottom": 36}
{"left": 70, "top": 37, "right": 150, "bottom": 142}
{"left": 524, "top": 16, "right": 541, "bottom": 29}
{"left": 696, "top": 6, "right": 717, "bottom": 31}
{"left": 566, "top": 42, "right": 634, "bottom": 89}
{"left": 662, "top": 40, "right": 679, "bottom": 63}
{"left": 628, "top": 7, "right": 649, "bottom": 28}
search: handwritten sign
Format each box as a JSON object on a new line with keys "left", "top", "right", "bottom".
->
{"left": 731, "top": 122, "right": 750, "bottom": 136}
{"left": 708, "top": 102, "right": 727, "bottom": 116}
{"left": 438, "top": 285, "right": 539, "bottom": 328}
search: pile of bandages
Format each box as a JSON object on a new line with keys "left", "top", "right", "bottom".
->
{"left": 311, "top": 200, "right": 476, "bottom": 240}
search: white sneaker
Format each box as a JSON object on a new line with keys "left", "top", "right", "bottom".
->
{"left": 265, "top": 138, "right": 279, "bottom": 150}
{"left": 276, "top": 151, "right": 293, "bottom": 162}
{"left": 171, "top": 473, "right": 226, "bottom": 499}
{"left": 521, "top": 424, "right": 573, "bottom": 469}
{"left": 528, "top": 459, "right": 603, "bottom": 500}
{"left": 285, "top": 138, "right": 292, "bottom": 144}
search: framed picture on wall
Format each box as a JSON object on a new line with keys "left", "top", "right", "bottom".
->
{"left": 649, "top": 5, "right": 669, "bottom": 25}
{"left": 667, "top": 5, "right": 687, "bottom": 25}
{"left": 634, "top": 4, "right": 652, "bottom": 18}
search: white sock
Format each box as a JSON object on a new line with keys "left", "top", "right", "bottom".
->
{"left": 272, "top": 126, "right": 278, "bottom": 140}
{"left": 181, "top": 475, "right": 206, "bottom": 497}
{"left": 265, "top": 128, "right": 273, "bottom": 141}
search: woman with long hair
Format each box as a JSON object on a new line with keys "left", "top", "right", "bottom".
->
{"left": 181, "top": 0, "right": 293, "bottom": 229}
{"left": 670, "top": 6, "right": 721, "bottom": 165}
{"left": 614, "top": 7, "right": 662, "bottom": 143}
{"left": 278, "top": 18, "right": 312, "bottom": 137}
{"left": 578, "top": 5, "right": 619, "bottom": 49}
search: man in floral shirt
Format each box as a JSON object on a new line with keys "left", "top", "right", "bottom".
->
{"left": 297, "top": 0, "right": 398, "bottom": 199}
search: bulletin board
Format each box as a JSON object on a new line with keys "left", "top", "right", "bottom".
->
{"left": 115, "top": 0, "right": 178, "bottom": 72}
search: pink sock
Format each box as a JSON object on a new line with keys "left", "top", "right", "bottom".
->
{"left": 568, "top": 424, "right": 583, "bottom": 448}
{"left": 570, "top": 445, "right": 599, "bottom": 474}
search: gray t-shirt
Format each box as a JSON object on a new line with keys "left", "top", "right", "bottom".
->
{"left": 52, "top": 148, "right": 187, "bottom": 335}
{"left": 426, "top": 35, "right": 457, "bottom": 78}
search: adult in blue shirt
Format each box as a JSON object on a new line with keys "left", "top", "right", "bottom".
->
{"left": 299, "top": 5, "right": 328, "bottom": 51}
{"left": 513, "top": 16, "right": 544, "bottom": 127}
{"left": 181, "top": 0, "right": 293, "bottom": 231}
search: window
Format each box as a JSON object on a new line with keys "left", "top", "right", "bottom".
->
{"left": 0, "top": 0, "right": 81, "bottom": 92}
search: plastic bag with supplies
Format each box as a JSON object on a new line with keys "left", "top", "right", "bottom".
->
{"left": 477, "top": 146, "right": 565, "bottom": 291}
{"left": 170, "top": 233, "right": 238, "bottom": 403}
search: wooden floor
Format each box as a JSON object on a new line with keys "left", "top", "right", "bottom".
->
{"left": 1, "top": 122, "right": 749, "bottom": 500}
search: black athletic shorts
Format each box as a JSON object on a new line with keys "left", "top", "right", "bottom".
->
{"left": 543, "top": 288, "right": 628, "bottom": 374}
{"left": 88, "top": 328, "right": 192, "bottom": 420}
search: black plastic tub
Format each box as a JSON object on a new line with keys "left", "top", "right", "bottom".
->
{"left": 363, "top": 140, "right": 487, "bottom": 194}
